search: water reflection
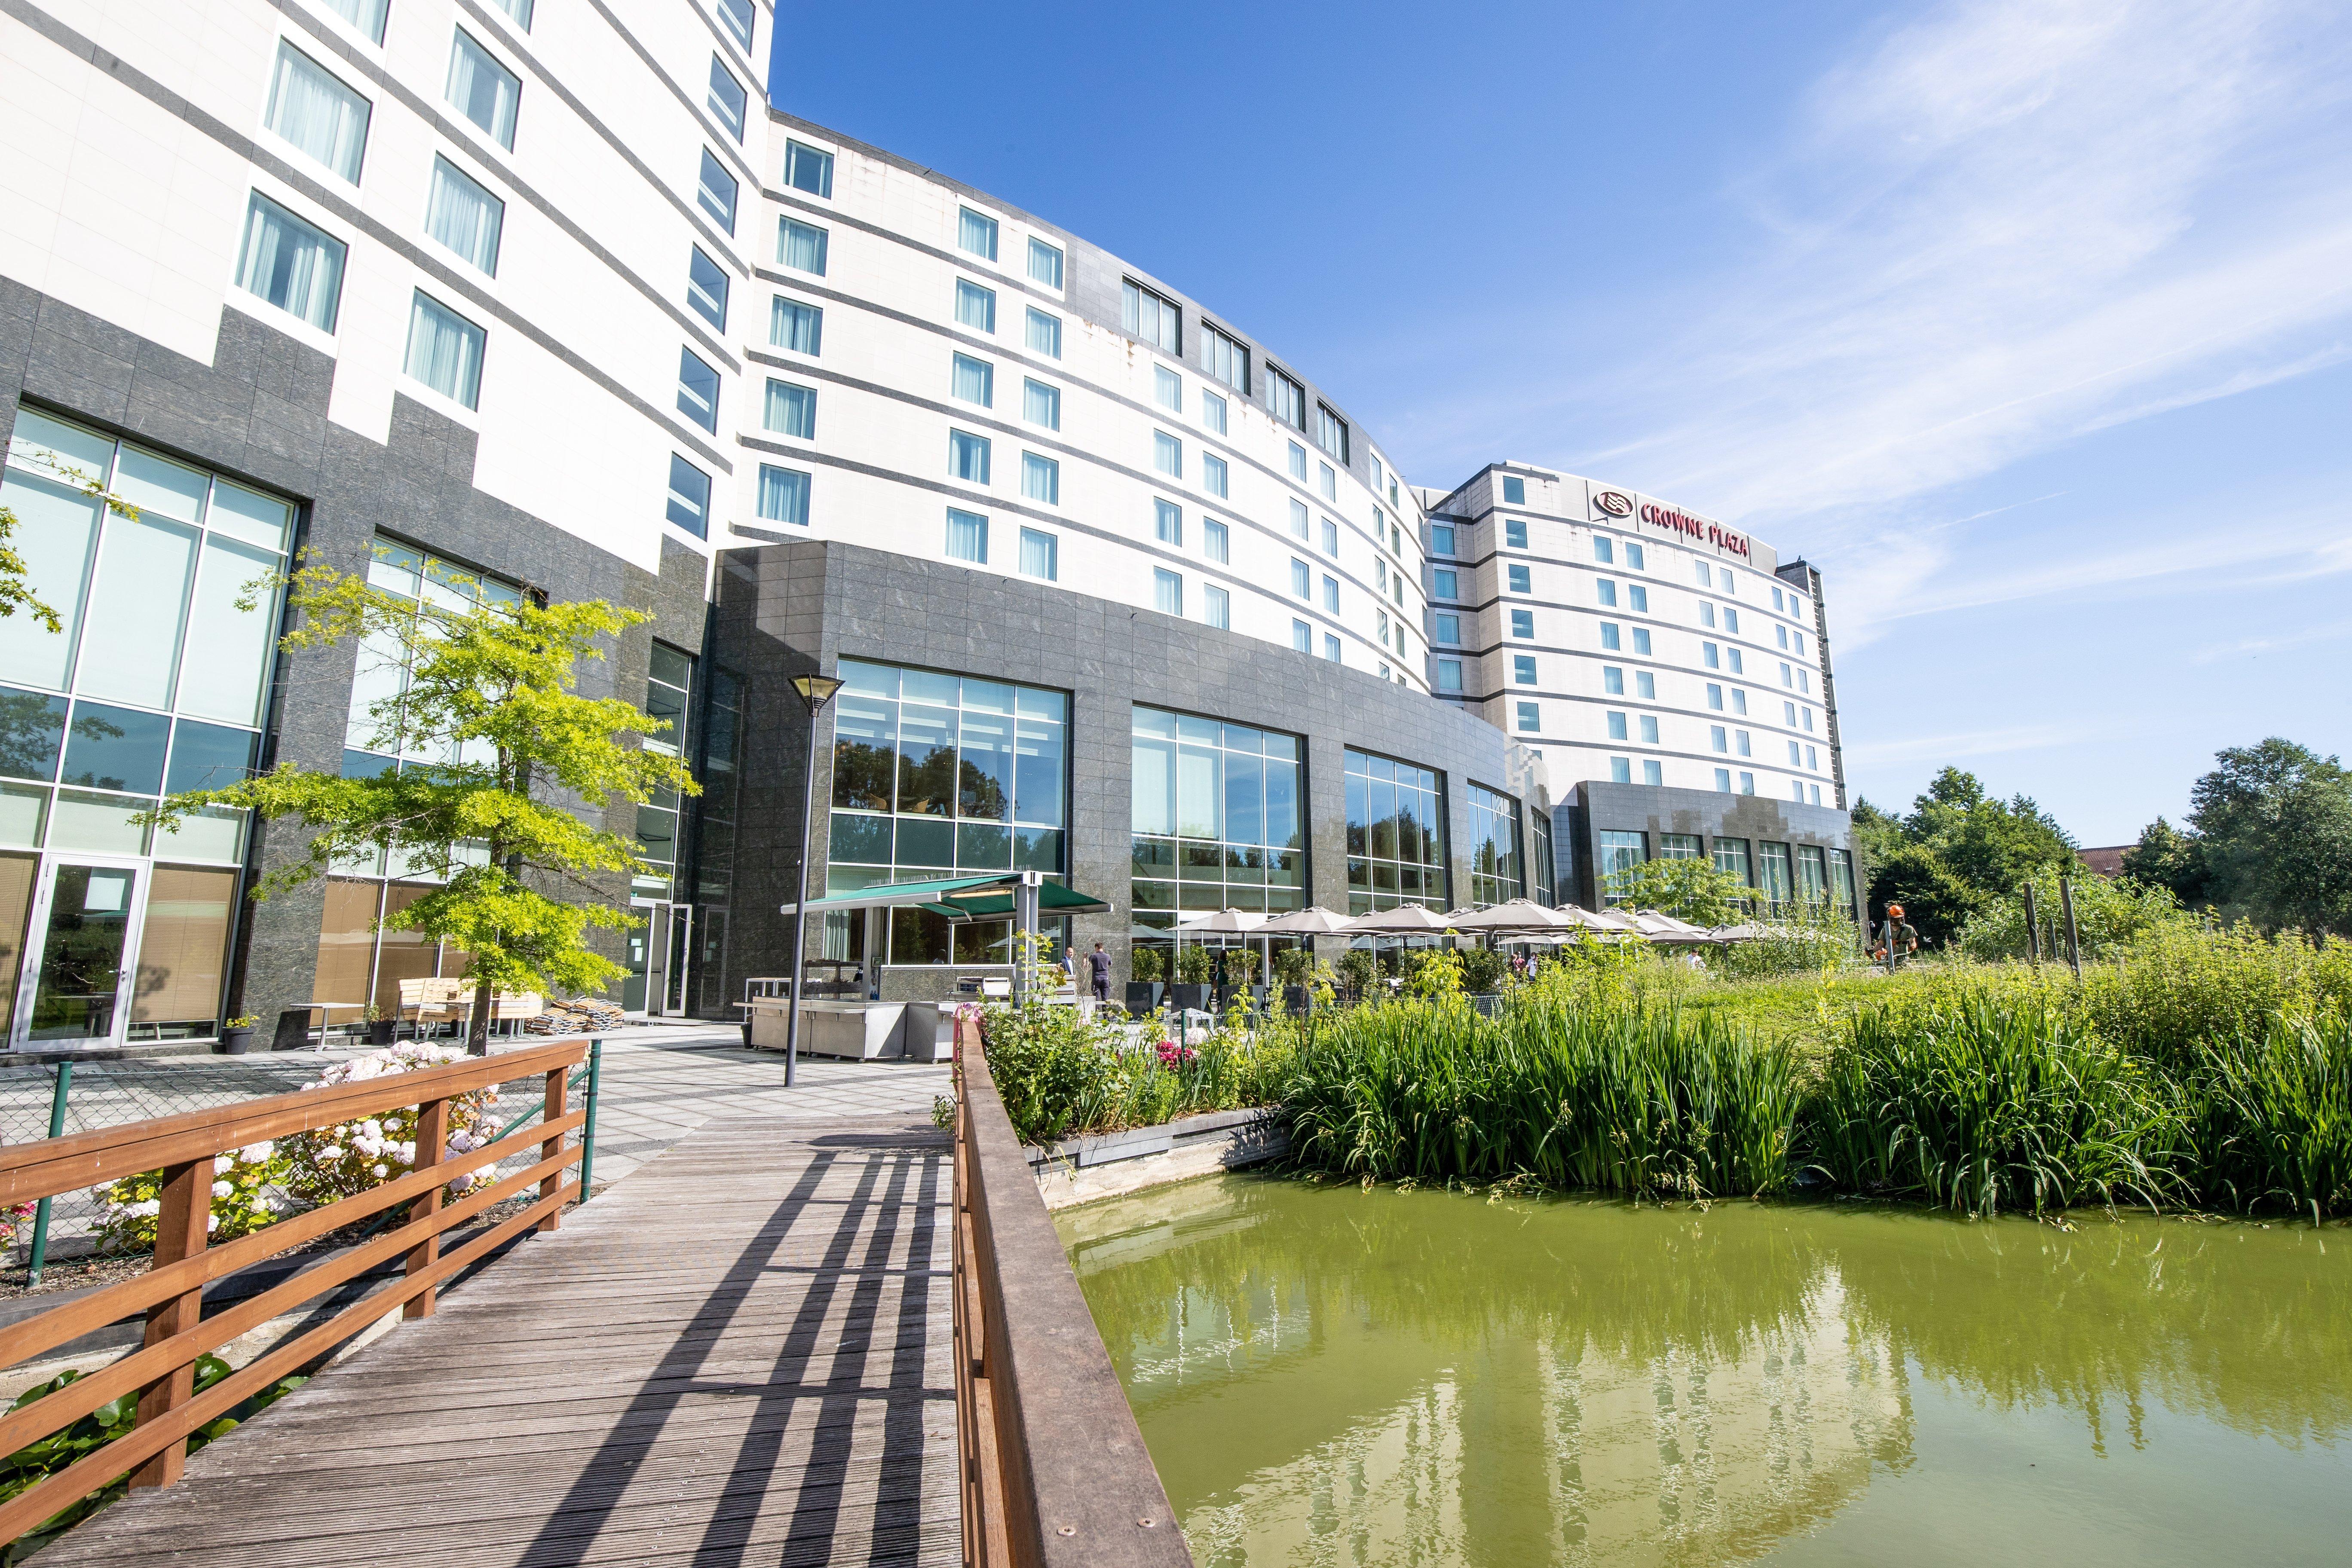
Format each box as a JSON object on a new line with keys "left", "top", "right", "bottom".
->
{"left": 1062, "top": 1177, "right": 2352, "bottom": 1567}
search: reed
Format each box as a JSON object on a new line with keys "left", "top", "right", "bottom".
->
{"left": 2190, "top": 1012, "right": 2352, "bottom": 1216}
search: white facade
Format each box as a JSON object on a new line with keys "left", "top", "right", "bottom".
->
{"left": 1424, "top": 465, "right": 1844, "bottom": 809}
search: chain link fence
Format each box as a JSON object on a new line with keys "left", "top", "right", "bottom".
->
{"left": 0, "top": 1049, "right": 591, "bottom": 1268}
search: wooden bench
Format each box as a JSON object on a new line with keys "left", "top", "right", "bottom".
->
{"left": 396, "top": 978, "right": 545, "bottom": 1038}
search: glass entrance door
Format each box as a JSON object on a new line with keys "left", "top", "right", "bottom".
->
{"left": 12, "top": 859, "right": 145, "bottom": 1048}
{"left": 642, "top": 903, "right": 693, "bottom": 1016}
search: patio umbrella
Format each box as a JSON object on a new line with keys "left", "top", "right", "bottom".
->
{"left": 1255, "top": 905, "right": 1355, "bottom": 977}
{"left": 1174, "top": 908, "right": 1269, "bottom": 985}
{"left": 1448, "top": 898, "right": 1582, "bottom": 935}
{"left": 1560, "top": 904, "right": 1645, "bottom": 934}
{"left": 1633, "top": 911, "right": 1716, "bottom": 943}
{"left": 1345, "top": 904, "right": 1460, "bottom": 934}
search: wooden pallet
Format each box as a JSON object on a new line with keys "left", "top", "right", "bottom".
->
{"left": 37, "top": 1117, "right": 959, "bottom": 1567}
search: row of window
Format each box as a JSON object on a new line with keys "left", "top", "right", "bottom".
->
{"left": 1592, "top": 759, "right": 1828, "bottom": 808}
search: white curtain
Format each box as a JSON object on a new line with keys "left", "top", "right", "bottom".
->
{"left": 269, "top": 45, "right": 369, "bottom": 180}
{"left": 239, "top": 196, "right": 344, "bottom": 330}
{"left": 781, "top": 219, "right": 826, "bottom": 274}
{"left": 447, "top": 32, "right": 519, "bottom": 148}
{"left": 405, "top": 294, "right": 484, "bottom": 408}
{"left": 426, "top": 158, "right": 502, "bottom": 273}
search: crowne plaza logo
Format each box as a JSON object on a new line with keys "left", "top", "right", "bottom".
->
{"left": 1593, "top": 490, "right": 1633, "bottom": 518}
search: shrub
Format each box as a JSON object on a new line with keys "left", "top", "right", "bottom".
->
{"left": 1456, "top": 945, "right": 1509, "bottom": 993}
{"left": 1129, "top": 946, "right": 1164, "bottom": 983}
{"left": 2190, "top": 1012, "right": 2352, "bottom": 1216}
{"left": 1335, "top": 948, "right": 1378, "bottom": 998}
{"left": 1801, "top": 997, "right": 2184, "bottom": 1216}
{"left": 2073, "top": 922, "right": 2352, "bottom": 1071}
{"left": 981, "top": 999, "right": 1292, "bottom": 1145}
{"left": 1957, "top": 867, "right": 2192, "bottom": 962}
{"left": 279, "top": 1043, "right": 506, "bottom": 1209}
{"left": 1176, "top": 943, "right": 1214, "bottom": 986}
{"left": 96, "top": 1141, "right": 285, "bottom": 1253}
{"left": 1222, "top": 947, "right": 1261, "bottom": 987}
{"left": 1271, "top": 947, "right": 1311, "bottom": 988}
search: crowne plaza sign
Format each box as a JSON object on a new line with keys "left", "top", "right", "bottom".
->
{"left": 1593, "top": 487, "right": 1752, "bottom": 559}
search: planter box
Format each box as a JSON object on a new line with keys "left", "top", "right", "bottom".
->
{"left": 1281, "top": 985, "right": 1309, "bottom": 1016}
{"left": 1124, "top": 982, "right": 1163, "bottom": 1016}
{"left": 1168, "top": 984, "right": 1212, "bottom": 1019}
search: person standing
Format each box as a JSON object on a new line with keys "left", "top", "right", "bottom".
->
{"left": 1088, "top": 941, "right": 1113, "bottom": 1011}
{"left": 1873, "top": 903, "right": 1920, "bottom": 971}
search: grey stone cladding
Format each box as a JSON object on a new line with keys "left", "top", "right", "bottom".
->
{"left": 1556, "top": 781, "right": 1857, "bottom": 913}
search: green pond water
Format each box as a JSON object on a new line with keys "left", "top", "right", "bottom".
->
{"left": 1060, "top": 1176, "right": 2352, "bottom": 1567}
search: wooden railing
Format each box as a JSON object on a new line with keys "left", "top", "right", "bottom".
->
{"left": 0, "top": 1036, "right": 594, "bottom": 1544}
{"left": 952, "top": 1017, "right": 1194, "bottom": 1568}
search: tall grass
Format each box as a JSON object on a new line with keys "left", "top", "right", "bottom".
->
{"left": 2191, "top": 1013, "right": 2352, "bottom": 1217}
{"left": 1284, "top": 996, "right": 1797, "bottom": 1198}
{"left": 1801, "top": 998, "right": 2184, "bottom": 1216}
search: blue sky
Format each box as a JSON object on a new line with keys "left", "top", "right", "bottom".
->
{"left": 774, "top": 0, "right": 2352, "bottom": 847}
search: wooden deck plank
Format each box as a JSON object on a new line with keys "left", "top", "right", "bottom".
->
{"left": 34, "top": 1117, "right": 959, "bottom": 1568}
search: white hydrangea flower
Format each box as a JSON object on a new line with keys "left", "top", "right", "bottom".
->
{"left": 371, "top": 1164, "right": 390, "bottom": 1179}
{"left": 320, "top": 1146, "right": 344, "bottom": 1162}
{"left": 133, "top": 1199, "right": 162, "bottom": 1218}
{"left": 206, "top": 1213, "right": 220, "bottom": 1232}
{"left": 214, "top": 1156, "right": 233, "bottom": 1175}
{"left": 211, "top": 1180, "right": 233, "bottom": 1199}
{"left": 240, "top": 1141, "right": 275, "bottom": 1163}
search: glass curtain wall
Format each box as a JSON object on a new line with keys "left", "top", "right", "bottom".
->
{"left": 1795, "top": 845, "right": 1828, "bottom": 907}
{"left": 1596, "top": 831, "right": 1645, "bottom": 903}
{"left": 1758, "top": 842, "right": 1794, "bottom": 909}
{"left": 1342, "top": 749, "right": 1445, "bottom": 916}
{"left": 1465, "top": 784, "right": 1525, "bottom": 908}
{"left": 1712, "top": 837, "right": 1752, "bottom": 889}
{"left": 1829, "top": 848, "right": 1857, "bottom": 919}
{"left": 829, "top": 660, "right": 1067, "bottom": 967}
{"left": 1133, "top": 710, "right": 1305, "bottom": 956}
{"left": 634, "top": 643, "right": 695, "bottom": 902}
{"left": 692, "top": 666, "right": 743, "bottom": 1013}
{"left": 0, "top": 409, "right": 290, "bottom": 1040}
{"left": 1530, "top": 810, "right": 1556, "bottom": 906}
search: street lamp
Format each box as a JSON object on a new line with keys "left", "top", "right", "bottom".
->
{"left": 784, "top": 672, "right": 845, "bottom": 1087}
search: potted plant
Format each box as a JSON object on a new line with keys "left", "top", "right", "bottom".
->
{"left": 1272, "top": 947, "right": 1312, "bottom": 1015}
{"left": 1125, "top": 945, "right": 1165, "bottom": 1016}
{"left": 1335, "top": 947, "right": 1378, "bottom": 1002}
{"left": 1170, "top": 943, "right": 1214, "bottom": 1019}
{"left": 219, "top": 1014, "right": 259, "bottom": 1055}
{"left": 365, "top": 1002, "right": 398, "bottom": 1047}
{"left": 1226, "top": 947, "right": 1265, "bottom": 1013}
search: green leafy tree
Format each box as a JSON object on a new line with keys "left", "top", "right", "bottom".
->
{"left": 1603, "top": 856, "right": 1756, "bottom": 925}
{"left": 1853, "top": 768, "right": 2080, "bottom": 944}
{"left": 153, "top": 562, "right": 697, "bottom": 1050}
{"left": 2180, "top": 739, "right": 2352, "bottom": 936}
{"left": 1865, "top": 841, "right": 1983, "bottom": 949}
{"left": 2120, "top": 816, "right": 2209, "bottom": 908}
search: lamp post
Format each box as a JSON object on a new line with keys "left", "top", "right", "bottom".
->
{"left": 785, "top": 672, "right": 845, "bottom": 1088}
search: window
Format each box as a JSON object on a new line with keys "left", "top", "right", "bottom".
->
{"left": 1371, "top": 457, "right": 1385, "bottom": 496}
{"left": 1787, "top": 740, "right": 1803, "bottom": 766}
{"left": 675, "top": 347, "right": 718, "bottom": 432}
{"left": 1636, "top": 715, "right": 1658, "bottom": 744}
{"left": 1201, "top": 391, "right": 1227, "bottom": 434}
{"left": 1736, "top": 730, "right": 1752, "bottom": 756}
{"left": 267, "top": 43, "right": 371, "bottom": 182}
{"left": 763, "top": 379, "right": 815, "bottom": 438}
{"left": 686, "top": 246, "right": 729, "bottom": 330}
{"left": 951, "top": 353, "right": 993, "bottom": 407}
{"left": 1021, "top": 452, "right": 1058, "bottom": 504}
{"left": 1724, "top": 607, "right": 1739, "bottom": 634}
{"left": 1711, "top": 726, "right": 1727, "bottom": 752}
{"left": 1632, "top": 628, "right": 1652, "bottom": 655}
{"left": 1123, "top": 279, "right": 1180, "bottom": 352}
{"left": 1324, "top": 634, "right": 1341, "bottom": 662}
{"left": 491, "top": 0, "right": 533, "bottom": 26}
{"left": 1287, "top": 442, "right": 1308, "bottom": 482}
{"left": 708, "top": 56, "right": 747, "bottom": 139}
{"left": 1804, "top": 707, "right": 1815, "bottom": 732}
{"left": 447, "top": 30, "right": 519, "bottom": 150}
{"left": 1505, "top": 519, "right": 1528, "bottom": 549}
{"left": 1316, "top": 404, "right": 1348, "bottom": 462}
{"left": 1702, "top": 603, "right": 1717, "bottom": 628}
{"left": 1807, "top": 745, "right": 1819, "bottom": 770}
{"left": 666, "top": 454, "right": 710, "bottom": 536}
{"left": 1153, "top": 567, "right": 1182, "bottom": 616}
{"left": 1629, "top": 585, "right": 1649, "bottom": 613}
{"left": 778, "top": 216, "right": 828, "bottom": 275}
{"left": 1720, "top": 567, "right": 1734, "bottom": 591}
{"left": 1696, "top": 562, "right": 1712, "bottom": 586}
{"left": 1153, "top": 431, "right": 1182, "bottom": 479}
{"left": 1318, "top": 463, "right": 1337, "bottom": 501}
{"left": 1022, "top": 378, "right": 1059, "bottom": 429}
{"left": 717, "top": 0, "right": 754, "bottom": 51}
{"left": 1321, "top": 518, "right": 1339, "bottom": 557}
{"left": 1203, "top": 518, "right": 1229, "bottom": 563}
{"left": 1715, "top": 768, "right": 1733, "bottom": 792}
{"left": 1603, "top": 666, "right": 1624, "bottom": 694}
{"left": 1509, "top": 565, "right": 1532, "bottom": 594}
{"left": 1780, "top": 661, "right": 1794, "bottom": 687}
{"left": 1513, "top": 655, "right": 1536, "bottom": 685}
{"left": 1290, "top": 499, "right": 1311, "bottom": 539}
{"left": 945, "top": 508, "right": 987, "bottom": 563}
{"left": 771, "top": 297, "right": 822, "bottom": 354}
{"left": 1811, "top": 783, "right": 1824, "bottom": 806}
{"left": 1498, "top": 475, "right": 1527, "bottom": 506}
{"left": 1727, "top": 646, "right": 1743, "bottom": 673}
{"left": 784, "top": 139, "right": 834, "bottom": 197}
{"left": 1517, "top": 702, "right": 1540, "bottom": 733}
{"left": 1798, "top": 667, "right": 1809, "bottom": 692}
{"left": 1607, "top": 712, "right": 1628, "bottom": 741}
{"left": 1636, "top": 671, "right": 1655, "bottom": 698}
{"left": 426, "top": 156, "right": 502, "bottom": 274}
{"left": 1268, "top": 366, "right": 1306, "bottom": 429}
{"left": 1155, "top": 364, "right": 1182, "bottom": 410}
{"left": 1776, "top": 624, "right": 1789, "bottom": 649}
{"left": 1018, "top": 527, "right": 1057, "bottom": 580}
{"left": 1025, "top": 306, "right": 1061, "bottom": 358}
{"left": 1627, "top": 543, "right": 1646, "bottom": 571}
{"left": 1594, "top": 536, "right": 1614, "bottom": 564}
{"left": 1293, "top": 620, "right": 1311, "bottom": 652}
{"left": 324, "top": 0, "right": 389, "bottom": 43}
{"left": 958, "top": 206, "right": 998, "bottom": 260}
{"left": 1703, "top": 642, "right": 1720, "bottom": 668}
{"left": 1437, "top": 659, "right": 1463, "bottom": 691}
{"left": 1156, "top": 499, "right": 1183, "bottom": 546}
{"left": 1202, "top": 322, "right": 1249, "bottom": 392}
{"left": 697, "top": 148, "right": 737, "bottom": 232}
{"left": 234, "top": 192, "right": 345, "bottom": 331}
{"left": 1707, "top": 683, "right": 1724, "bottom": 710}
{"left": 1596, "top": 578, "right": 1617, "bottom": 606}
{"left": 1204, "top": 584, "right": 1231, "bottom": 629}
{"left": 1600, "top": 622, "right": 1620, "bottom": 650}
{"left": 1434, "top": 612, "right": 1459, "bottom": 643}
{"left": 1431, "top": 523, "right": 1456, "bottom": 554}
{"left": 756, "top": 464, "right": 809, "bottom": 525}
{"left": 1377, "top": 609, "right": 1388, "bottom": 643}
{"left": 1610, "top": 756, "right": 1632, "bottom": 783}
{"left": 1740, "top": 772, "right": 1755, "bottom": 795}
{"left": 955, "top": 279, "right": 996, "bottom": 333}
{"left": 1733, "top": 689, "right": 1748, "bottom": 715}
{"left": 948, "top": 429, "right": 990, "bottom": 484}
{"left": 1321, "top": 575, "right": 1339, "bottom": 613}
{"left": 1504, "top": 609, "right": 1531, "bottom": 638}
{"left": 405, "top": 291, "right": 486, "bottom": 408}
{"left": 1783, "top": 700, "right": 1798, "bottom": 726}
{"left": 1027, "top": 235, "right": 1063, "bottom": 288}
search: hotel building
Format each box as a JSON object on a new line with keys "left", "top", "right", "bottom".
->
{"left": 0, "top": 0, "right": 1852, "bottom": 1044}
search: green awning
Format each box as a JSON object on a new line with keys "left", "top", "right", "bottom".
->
{"left": 781, "top": 873, "right": 1110, "bottom": 919}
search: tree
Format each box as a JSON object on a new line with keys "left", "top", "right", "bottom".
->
{"left": 1865, "top": 841, "right": 1980, "bottom": 948}
{"left": 2119, "top": 816, "right": 2208, "bottom": 908}
{"left": 1853, "top": 768, "right": 2080, "bottom": 944}
{"left": 1603, "top": 857, "right": 1756, "bottom": 926}
{"left": 2176, "top": 739, "right": 2352, "bottom": 936}
{"left": 155, "top": 562, "right": 697, "bottom": 1050}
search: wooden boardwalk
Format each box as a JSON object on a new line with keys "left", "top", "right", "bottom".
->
{"left": 40, "top": 1117, "right": 959, "bottom": 1567}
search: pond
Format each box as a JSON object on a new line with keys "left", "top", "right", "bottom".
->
{"left": 1060, "top": 1175, "right": 2352, "bottom": 1567}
